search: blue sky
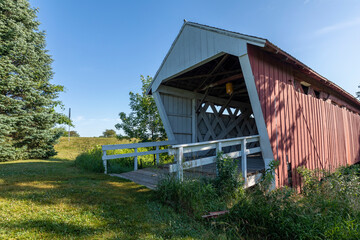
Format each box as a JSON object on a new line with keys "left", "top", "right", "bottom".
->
{"left": 29, "top": 0, "right": 360, "bottom": 137}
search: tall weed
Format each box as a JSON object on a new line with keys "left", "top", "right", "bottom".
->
{"left": 156, "top": 153, "right": 244, "bottom": 217}
{"left": 222, "top": 164, "right": 360, "bottom": 239}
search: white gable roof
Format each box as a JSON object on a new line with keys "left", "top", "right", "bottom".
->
{"left": 148, "top": 22, "right": 266, "bottom": 94}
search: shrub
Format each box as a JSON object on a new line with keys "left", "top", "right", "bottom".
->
{"left": 74, "top": 145, "right": 104, "bottom": 173}
{"left": 156, "top": 176, "right": 224, "bottom": 218}
{"left": 221, "top": 164, "right": 360, "bottom": 239}
{"left": 157, "top": 155, "right": 360, "bottom": 239}
{"left": 213, "top": 152, "right": 244, "bottom": 203}
{"left": 156, "top": 153, "right": 244, "bottom": 217}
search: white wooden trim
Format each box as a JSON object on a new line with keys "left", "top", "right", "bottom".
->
{"left": 245, "top": 173, "right": 263, "bottom": 188}
{"left": 103, "top": 149, "right": 169, "bottom": 160}
{"left": 156, "top": 146, "right": 160, "bottom": 164}
{"left": 241, "top": 139, "right": 247, "bottom": 184}
{"left": 134, "top": 148, "right": 138, "bottom": 170}
{"left": 177, "top": 147, "right": 184, "bottom": 181}
{"left": 153, "top": 91, "right": 176, "bottom": 141}
{"left": 239, "top": 53, "right": 275, "bottom": 190}
{"left": 102, "top": 140, "right": 174, "bottom": 173}
{"left": 169, "top": 135, "right": 259, "bottom": 150}
{"left": 169, "top": 156, "right": 216, "bottom": 173}
{"left": 168, "top": 137, "right": 259, "bottom": 155}
{"left": 102, "top": 140, "right": 175, "bottom": 151}
{"left": 238, "top": 55, "right": 273, "bottom": 160}
{"left": 103, "top": 150, "right": 107, "bottom": 174}
{"left": 185, "top": 22, "right": 266, "bottom": 47}
{"left": 147, "top": 22, "right": 266, "bottom": 94}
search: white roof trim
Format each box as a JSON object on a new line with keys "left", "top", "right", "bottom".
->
{"left": 147, "top": 22, "right": 267, "bottom": 94}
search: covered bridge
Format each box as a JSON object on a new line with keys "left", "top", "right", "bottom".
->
{"left": 146, "top": 22, "right": 360, "bottom": 188}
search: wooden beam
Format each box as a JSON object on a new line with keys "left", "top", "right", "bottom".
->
{"left": 199, "top": 73, "right": 243, "bottom": 91}
{"left": 153, "top": 91, "right": 176, "bottom": 141}
{"left": 157, "top": 85, "right": 251, "bottom": 108}
{"left": 196, "top": 88, "right": 210, "bottom": 113}
{"left": 219, "top": 94, "right": 234, "bottom": 116}
{"left": 166, "top": 69, "right": 242, "bottom": 82}
{"left": 196, "top": 54, "right": 229, "bottom": 91}
{"left": 191, "top": 98, "right": 196, "bottom": 143}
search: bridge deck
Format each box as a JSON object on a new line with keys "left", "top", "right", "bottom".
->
{"left": 109, "top": 156, "right": 264, "bottom": 190}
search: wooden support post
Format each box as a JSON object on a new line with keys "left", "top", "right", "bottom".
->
{"left": 156, "top": 146, "right": 159, "bottom": 165}
{"left": 216, "top": 142, "right": 222, "bottom": 176}
{"left": 192, "top": 98, "right": 196, "bottom": 143}
{"left": 102, "top": 150, "right": 107, "bottom": 174}
{"left": 134, "top": 148, "right": 138, "bottom": 171}
{"left": 177, "top": 147, "right": 184, "bottom": 181}
{"left": 241, "top": 139, "right": 247, "bottom": 185}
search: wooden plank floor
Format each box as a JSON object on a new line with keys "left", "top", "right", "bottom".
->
{"left": 110, "top": 157, "right": 265, "bottom": 190}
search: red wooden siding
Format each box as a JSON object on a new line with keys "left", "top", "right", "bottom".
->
{"left": 247, "top": 45, "right": 360, "bottom": 188}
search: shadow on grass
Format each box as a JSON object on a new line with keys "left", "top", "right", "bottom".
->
{"left": 0, "top": 159, "right": 212, "bottom": 239}
{"left": 0, "top": 219, "right": 96, "bottom": 238}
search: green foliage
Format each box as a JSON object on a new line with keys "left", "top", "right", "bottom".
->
{"left": 101, "top": 129, "right": 116, "bottom": 138}
{"left": 74, "top": 145, "right": 104, "bottom": 173}
{"left": 157, "top": 155, "right": 360, "bottom": 239}
{"left": 357, "top": 84, "right": 360, "bottom": 99}
{"left": 62, "top": 130, "right": 80, "bottom": 137}
{"left": 214, "top": 152, "right": 244, "bottom": 202}
{"left": 156, "top": 176, "right": 224, "bottom": 218}
{"left": 220, "top": 164, "right": 360, "bottom": 239}
{"left": 0, "top": 0, "right": 69, "bottom": 161}
{"left": 157, "top": 153, "right": 244, "bottom": 217}
{"left": 115, "top": 75, "right": 166, "bottom": 142}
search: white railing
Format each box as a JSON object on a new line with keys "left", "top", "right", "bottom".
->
{"left": 102, "top": 140, "right": 176, "bottom": 174}
{"left": 168, "top": 135, "right": 261, "bottom": 184}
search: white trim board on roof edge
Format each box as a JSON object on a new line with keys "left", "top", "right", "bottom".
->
{"left": 147, "top": 22, "right": 266, "bottom": 94}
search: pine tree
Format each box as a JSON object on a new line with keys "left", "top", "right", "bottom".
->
{"left": 0, "top": 0, "right": 69, "bottom": 161}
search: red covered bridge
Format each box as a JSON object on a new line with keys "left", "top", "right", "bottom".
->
{"left": 104, "top": 22, "right": 360, "bottom": 189}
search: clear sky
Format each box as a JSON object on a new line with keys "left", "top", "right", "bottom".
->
{"left": 29, "top": 0, "right": 360, "bottom": 137}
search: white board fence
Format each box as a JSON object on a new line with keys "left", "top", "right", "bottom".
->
{"left": 168, "top": 135, "right": 261, "bottom": 184}
{"left": 102, "top": 140, "right": 176, "bottom": 174}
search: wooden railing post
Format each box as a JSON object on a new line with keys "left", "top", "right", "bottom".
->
{"left": 156, "top": 146, "right": 159, "bottom": 165}
{"left": 216, "top": 142, "right": 222, "bottom": 176}
{"left": 103, "top": 150, "right": 107, "bottom": 174}
{"left": 177, "top": 147, "right": 184, "bottom": 181}
{"left": 241, "top": 139, "right": 247, "bottom": 185}
{"left": 134, "top": 148, "right": 138, "bottom": 171}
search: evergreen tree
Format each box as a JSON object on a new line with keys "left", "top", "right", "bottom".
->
{"left": 0, "top": 0, "right": 69, "bottom": 161}
{"left": 115, "top": 75, "right": 166, "bottom": 142}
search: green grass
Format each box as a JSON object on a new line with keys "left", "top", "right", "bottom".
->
{"left": 54, "top": 137, "right": 128, "bottom": 160}
{"left": 0, "top": 137, "right": 215, "bottom": 239}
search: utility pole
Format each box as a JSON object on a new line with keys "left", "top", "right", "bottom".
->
{"left": 68, "top": 108, "right": 71, "bottom": 142}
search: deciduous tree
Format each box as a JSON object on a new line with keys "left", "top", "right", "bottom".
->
{"left": 115, "top": 75, "right": 166, "bottom": 142}
{"left": 102, "top": 129, "right": 116, "bottom": 138}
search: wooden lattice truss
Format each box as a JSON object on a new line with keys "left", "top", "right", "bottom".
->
{"left": 196, "top": 101, "right": 258, "bottom": 142}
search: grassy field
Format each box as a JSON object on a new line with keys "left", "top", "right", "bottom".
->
{"left": 0, "top": 137, "right": 214, "bottom": 239}
{"left": 54, "top": 137, "right": 128, "bottom": 160}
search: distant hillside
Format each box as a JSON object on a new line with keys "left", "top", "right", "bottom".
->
{"left": 54, "top": 137, "right": 130, "bottom": 160}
